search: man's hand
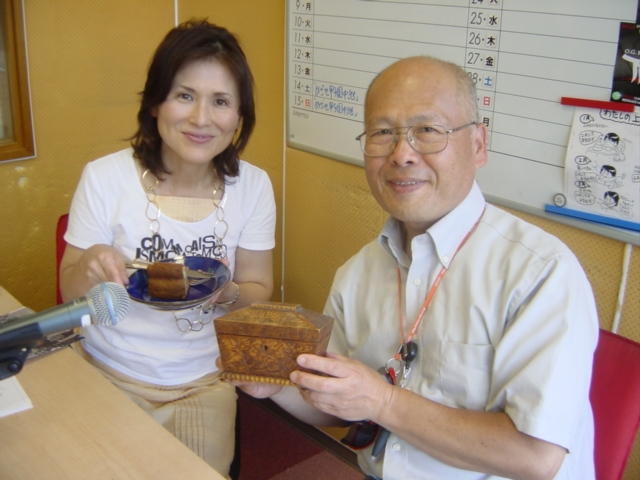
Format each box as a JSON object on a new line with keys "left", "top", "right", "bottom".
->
{"left": 290, "top": 352, "right": 393, "bottom": 423}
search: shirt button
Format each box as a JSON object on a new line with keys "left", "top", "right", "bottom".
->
{"left": 392, "top": 443, "right": 401, "bottom": 451}
{"left": 442, "top": 256, "right": 450, "bottom": 264}
{"left": 413, "top": 278, "right": 421, "bottom": 286}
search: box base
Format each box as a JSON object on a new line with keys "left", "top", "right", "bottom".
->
{"left": 221, "top": 371, "right": 295, "bottom": 386}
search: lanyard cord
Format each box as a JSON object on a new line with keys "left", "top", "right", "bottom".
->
{"left": 394, "top": 212, "right": 484, "bottom": 361}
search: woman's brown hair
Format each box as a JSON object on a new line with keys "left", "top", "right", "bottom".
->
{"left": 130, "top": 19, "right": 255, "bottom": 181}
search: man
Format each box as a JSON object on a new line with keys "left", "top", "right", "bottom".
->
{"left": 239, "top": 56, "right": 598, "bottom": 479}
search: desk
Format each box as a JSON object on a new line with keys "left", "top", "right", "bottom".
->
{"left": 0, "top": 288, "right": 224, "bottom": 479}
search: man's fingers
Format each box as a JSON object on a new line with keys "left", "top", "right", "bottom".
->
{"left": 296, "top": 353, "right": 349, "bottom": 379}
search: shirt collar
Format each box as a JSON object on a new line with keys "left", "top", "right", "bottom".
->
{"left": 379, "top": 181, "right": 485, "bottom": 268}
{"left": 429, "top": 181, "right": 485, "bottom": 268}
{"left": 379, "top": 216, "right": 407, "bottom": 265}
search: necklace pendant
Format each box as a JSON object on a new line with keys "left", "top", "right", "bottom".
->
{"left": 213, "top": 243, "right": 227, "bottom": 259}
{"left": 391, "top": 341, "right": 418, "bottom": 388}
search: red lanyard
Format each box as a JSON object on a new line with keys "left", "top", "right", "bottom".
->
{"left": 393, "top": 214, "right": 482, "bottom": 362}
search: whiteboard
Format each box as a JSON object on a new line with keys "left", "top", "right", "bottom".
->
{"left": 286, "top": 0, "right": 640, "bottom": 244}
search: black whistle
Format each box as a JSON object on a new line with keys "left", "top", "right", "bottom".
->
{"left": 401, "top": 341, "right": 418, "bottom": 363}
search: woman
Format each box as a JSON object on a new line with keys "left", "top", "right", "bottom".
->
{"left": 59, "top": 19, "right": 275, "bottom": 477}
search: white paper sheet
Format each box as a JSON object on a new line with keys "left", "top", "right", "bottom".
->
{"left": 0, "top": 376, "right": 33, "bottom": 418}
{"left": 563, "top": 107, "right": 640, "bottom": 224}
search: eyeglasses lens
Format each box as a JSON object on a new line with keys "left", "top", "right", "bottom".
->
{"left": 360, "top": 126, "right": 447, "bottom": 156}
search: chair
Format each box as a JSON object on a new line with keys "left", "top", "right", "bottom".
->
{"left": 590, "top": 328, "right": 640, "bottom": 480}
{"left": 56, "top": 213, "right": 69, "bottom": 305}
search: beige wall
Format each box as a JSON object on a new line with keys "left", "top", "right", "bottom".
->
{"left": 0, "top": 1, "right": 637, "bottom": 477}
{"left": 0, "top": 0, "right": 175, "bottom": 309}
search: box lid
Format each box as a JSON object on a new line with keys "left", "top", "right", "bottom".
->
{"left": 214, "top": 302, "right": 333, "bottom": 342}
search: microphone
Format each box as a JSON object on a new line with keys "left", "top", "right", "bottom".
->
{"left": 0, "top": 282, "right": 130, "bottom": 350}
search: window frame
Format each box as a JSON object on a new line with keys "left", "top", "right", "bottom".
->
{"left": 0, "top": 0, "right": 34, "bottom": 162}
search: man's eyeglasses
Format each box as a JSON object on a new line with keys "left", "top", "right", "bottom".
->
{"left": 355, "top": 122, "right": 478, "bottom": 157}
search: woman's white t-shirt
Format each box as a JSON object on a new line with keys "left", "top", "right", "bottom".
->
{"left": 65, "top": 148, "right": 276, "bottom": 385}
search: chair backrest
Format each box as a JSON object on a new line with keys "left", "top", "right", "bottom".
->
{"left": 590, "top": 328, "right": 640, "bottom": 480}
{"left": 56, "top": 214, "right": 69, "bottom": 305}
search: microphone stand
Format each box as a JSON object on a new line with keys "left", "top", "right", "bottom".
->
{"left": 0, "top": 345, "right": 31, "bottom": 380}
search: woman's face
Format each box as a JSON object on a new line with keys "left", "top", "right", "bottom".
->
{"left": 154, "top": 58, "right": 241, "bottom": 169}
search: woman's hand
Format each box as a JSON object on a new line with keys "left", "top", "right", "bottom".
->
{"left": 234, "top": 381, "right": 284, "bottom": 399}
{"left": 59, "top": 244, "right": 129, "bottom": 300}
{"left": 77, "top": 244, "right": 130, "bottom": 285}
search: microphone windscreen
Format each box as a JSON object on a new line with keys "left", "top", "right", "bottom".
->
{"left": 87, "top": 282, "right": 130, "bottom": 326}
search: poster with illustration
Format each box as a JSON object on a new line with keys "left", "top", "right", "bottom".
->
{"left": 563, "top": 107, "right": 640, "bottom": 224}
{"left": 610, "top": 23, "right": 640, "bottom": 106}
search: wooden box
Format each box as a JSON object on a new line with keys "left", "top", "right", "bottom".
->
{"left": 215, "top": 302, "right": 334, "bottom": 385}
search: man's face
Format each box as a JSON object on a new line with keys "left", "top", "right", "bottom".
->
{"left": 362, "top": 58, "right": 487, "bottom": 235}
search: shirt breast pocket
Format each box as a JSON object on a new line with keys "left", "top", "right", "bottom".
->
{"left": 439, "top": 341, "right": 494, "bottom": 410}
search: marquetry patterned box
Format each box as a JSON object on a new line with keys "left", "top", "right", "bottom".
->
{"left": 215, "top": 302, "right": 334, "bottom": 386}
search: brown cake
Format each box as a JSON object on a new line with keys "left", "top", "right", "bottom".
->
{"left": 146, "top": 262, "right": 189, "bottom": 300}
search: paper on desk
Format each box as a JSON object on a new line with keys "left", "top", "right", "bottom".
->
{"left": 0, "top": 286, "right": 35, "bottom": 417}
{"left": 0, "top": 376, "right": 33, "bottom": 418}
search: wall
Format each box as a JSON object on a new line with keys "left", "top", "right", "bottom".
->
{"left": 0, "top": 1, "right": 637, "bottom": 477}
{"left": 0, "top": 0, "right": 175, "bottom": 310}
